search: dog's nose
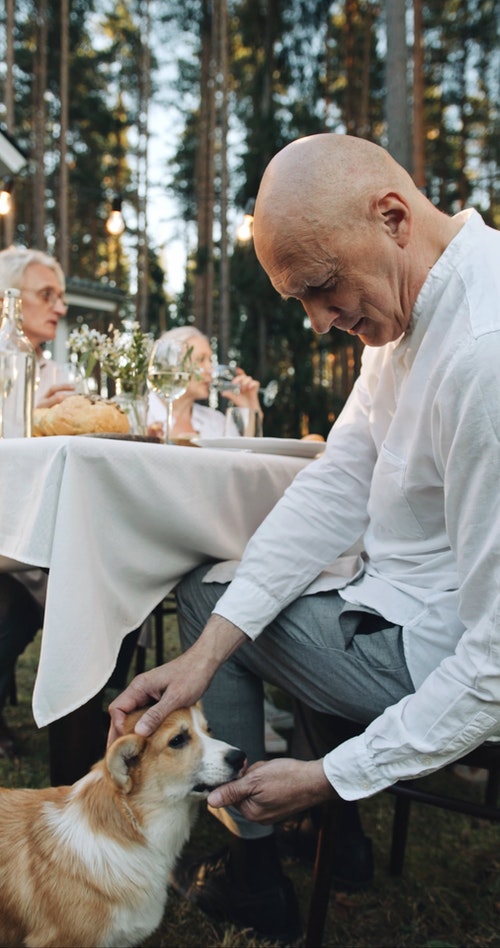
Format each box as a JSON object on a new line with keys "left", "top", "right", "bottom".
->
{"left": 225, "top": 748, "right": 246, "bottom": 772}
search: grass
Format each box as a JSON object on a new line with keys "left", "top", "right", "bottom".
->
{"left": 2, "top": 617, "right": 500, "bottom": 947}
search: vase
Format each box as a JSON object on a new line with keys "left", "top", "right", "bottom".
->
{"left": 112, "top": 383, "right": 149, "bottom": 436}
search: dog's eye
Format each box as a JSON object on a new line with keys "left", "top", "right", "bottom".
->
{"left": 168, "top": 732, "right": 190, "bottom": 749}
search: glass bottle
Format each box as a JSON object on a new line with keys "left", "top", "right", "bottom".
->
{"left": 0, "top": 288, "right": 36, "bottom": 438}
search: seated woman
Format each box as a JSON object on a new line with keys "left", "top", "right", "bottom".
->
{"left": 147, "top": 326, "right": 263, "bottom": 440}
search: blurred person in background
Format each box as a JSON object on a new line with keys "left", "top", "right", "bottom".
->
{"left": 147, "top": 325, "right": 263, "bottom": 441}
{"left": 0, "top": 246, "right": 74, "bottom": 756}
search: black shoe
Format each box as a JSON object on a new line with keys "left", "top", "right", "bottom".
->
{"left": 330, "top": 832, "right": 373, "bottom": 892}
{"left": 170, "top": 847, "right": 302, "bottom": 943}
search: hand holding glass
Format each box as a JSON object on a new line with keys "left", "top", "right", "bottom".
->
{"left": 147, "top": 339, "right": 192, "bottom": 443}
{"left": 211, "top": 364, "right": 278, "bottom": 407}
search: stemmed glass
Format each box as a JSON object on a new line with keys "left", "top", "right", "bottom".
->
{"left": 211, "top": 363, "right": 279, "bottom": 407}
{"left": 147, "top": 338, "right": 192, "bottom": 443}
{"left": 0, "top": 352, "right": 16, "bottom": 439}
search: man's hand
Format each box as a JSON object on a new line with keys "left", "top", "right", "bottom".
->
{"left": 107, "top": 651, "right": 206, "bottom": 745}
{"left": 207, "top": 757, "right": 337, "bottom": 824}
{"left": 107, "top": 613, "right": 246, "bottom": 745}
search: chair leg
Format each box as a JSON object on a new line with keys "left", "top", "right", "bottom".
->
{"left": 389, "top": 794, "right": 411, "bottom": 875}
{"left": 154, "top": 602, "right": 164, "bottom": 666}
{"left": 485, "top": 768, "right": 500, "bottom": 807}
{"left": 305, "top": 799, "right": 341, "bottom": 948}
{"left": 9, "top": 670, "right": 17, "bottom": 706}
{"left": 135, "top": 645, "right": 146, "bottom": 674}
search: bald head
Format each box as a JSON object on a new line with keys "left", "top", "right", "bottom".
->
{"left": 252, "top": 134, "right": 457, "bottom": 346}
{"left": 253, "top": 133, "right": 417, "bottom": 264}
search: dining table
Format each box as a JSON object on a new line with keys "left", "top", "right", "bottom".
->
{"left": 0, "top": 434, "right": 318, "bottom": 783}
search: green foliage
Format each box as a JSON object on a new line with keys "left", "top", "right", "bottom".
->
{"left": 2, "top": 0, "right": 498, "bottom": 430}
{"left": 421, "top": 0, "right": 499, "bottom": 214}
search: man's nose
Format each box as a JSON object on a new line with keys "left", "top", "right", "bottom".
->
{"left": 302, "top": 301, "right": 339, "bottom": 335}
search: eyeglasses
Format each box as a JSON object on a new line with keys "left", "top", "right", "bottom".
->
{"left": 22, "top": 286, "right": 68, "bottom": 310}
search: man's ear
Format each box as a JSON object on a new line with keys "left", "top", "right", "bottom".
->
{"left": 372, "top": 191, "right": 411, "bottom": 247}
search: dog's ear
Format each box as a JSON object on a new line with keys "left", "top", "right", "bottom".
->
{"left": 106, "top": 734, "right": 146, "bottom": 792}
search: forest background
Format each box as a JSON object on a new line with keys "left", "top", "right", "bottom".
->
{"left": 0, "top": 0, "right": 498, "bottom": 438}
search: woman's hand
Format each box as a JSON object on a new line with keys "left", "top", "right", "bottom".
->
{"left": 36, "top": 383, "right": 76, "bottom": 409}
{"left": 222, "top": 368, "right": 263, "bottom": 416}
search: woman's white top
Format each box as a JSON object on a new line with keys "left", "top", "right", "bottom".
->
{"left": 147, "top": 391, "right": 239, "bottom": 437}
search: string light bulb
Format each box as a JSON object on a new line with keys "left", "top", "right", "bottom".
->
{"left": 105, "top": 196, "right": 125, "bottom": 236}
{"left": 236, "top": 198, "right": 255, "bottom": 243}
{"left": 0, "top": 178, "right": 14, "bottom": 216}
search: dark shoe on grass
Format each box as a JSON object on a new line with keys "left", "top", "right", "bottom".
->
{"left": 330, "top": 831, "right": 374, "bottom": 892}
{"left": 170, "top": 846, "right": 302, "bottom": 943}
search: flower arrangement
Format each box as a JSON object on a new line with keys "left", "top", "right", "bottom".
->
{"left": 66, "top": 324, "right": 107, "bottom": 380}
{"left": 67, "top": 320, "right": 153, "bottom": 399}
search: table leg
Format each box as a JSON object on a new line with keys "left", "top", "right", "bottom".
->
{"left": 48, "top": 689, "right": 106, "bottom": 785}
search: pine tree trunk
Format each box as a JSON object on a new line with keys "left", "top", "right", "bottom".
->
{"left": 193, "top": 0, "right": 215, "bottom": 337}
{"left": 412, "top": 0, "right": 426, "bottom": 189}
{"left": 217, "top": 0, "right": 230, "bottom": 360}
{"left": 33, "top": 0, "right": 48, "bottom": 248}
{"left": 136, "top": 0, "right": 151, "bottom": 329}
{"left": 58, "top": 0, "right": 69, "bottom": 273}
{"left": 385, "top": 0, "right": 411, "bottom": 170}
{"left": 4, "top": 0, "right": 15, "bottom": 246}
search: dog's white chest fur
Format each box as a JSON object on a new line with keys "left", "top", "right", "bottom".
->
{"left": 0, "top": 704, "right": 245, "bottom": 948}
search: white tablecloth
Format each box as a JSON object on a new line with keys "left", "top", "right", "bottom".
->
{"left": 0, "top": 436, "right": 308, "bottom": 726}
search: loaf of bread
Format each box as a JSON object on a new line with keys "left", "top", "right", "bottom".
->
{"left": 33, "top": 394, "right": 130, "bottom": 437}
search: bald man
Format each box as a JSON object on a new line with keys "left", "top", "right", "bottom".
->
{"left": 109, "top": 134, "right": 500, "bottom": 941}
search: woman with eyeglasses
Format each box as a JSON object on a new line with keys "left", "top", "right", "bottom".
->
{"left": 0, "top": 245, "right": 74, "bottom": 409}
{"left": 0, "top": 245, "right": 78, "bottom": 757}
{"left": 0, "top": 245, "right": 143, "bottom": 759}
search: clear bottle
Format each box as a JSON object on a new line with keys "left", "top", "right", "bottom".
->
{"left": 0, "top": 288, "right": 36, "bottom": 438}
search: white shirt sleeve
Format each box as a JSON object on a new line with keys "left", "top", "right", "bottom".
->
{"left": 326, "top": 331, "right": 500, "bottom": 798}
{"left": 213, "top": 352, "right": 379, "bottom": 638}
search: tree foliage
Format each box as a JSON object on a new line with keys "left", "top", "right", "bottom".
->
{"left": 0, "top": 0, "right": 498, "bottom": 435}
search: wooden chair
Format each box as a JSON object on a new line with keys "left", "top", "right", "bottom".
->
{"left": 9, "top": 670, "right": 17, "bottom": 706}
{"left": 305, "top": 740, "right": 500, "bottom": 948}
{"left": 135, "top": 592, "right": 177, "bottom": 673}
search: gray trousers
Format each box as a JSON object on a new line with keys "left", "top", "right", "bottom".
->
{"left": 176, "top": 564, "right": 415, "bottom": 838}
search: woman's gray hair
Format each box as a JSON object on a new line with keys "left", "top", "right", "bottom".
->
{"left": 160, "top": 325, "right": 207, "bottom": 345}
{"left": 0, "top": 245, "right": 65, "bottom": 293}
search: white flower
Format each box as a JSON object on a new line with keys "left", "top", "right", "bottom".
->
{"left": 67, "top": 321, "right": 153, "bottom": 396}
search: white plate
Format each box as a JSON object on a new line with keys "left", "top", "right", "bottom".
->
{"left": 193, "top": 437, "right": 326, "bottom": 458}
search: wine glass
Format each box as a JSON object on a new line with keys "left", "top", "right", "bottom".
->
{"left": 61, "top": 361, "right": 91, "bottom": 395}
{"left": 0, "top": 351, "right": 16, "bottom": 439}
{"left": 147, "top": 338, "right": 192, "bottom": 443}
{"left": 210, "top": 363, "right": 279, "bottom": 407}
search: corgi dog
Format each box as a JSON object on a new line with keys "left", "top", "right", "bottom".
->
{"left": 0, "top": 704, "right": 245, "bottom": 948}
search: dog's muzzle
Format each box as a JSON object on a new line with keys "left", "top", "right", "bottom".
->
{"left": 192, "top": 747, "right": 247, "bottom": 793}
